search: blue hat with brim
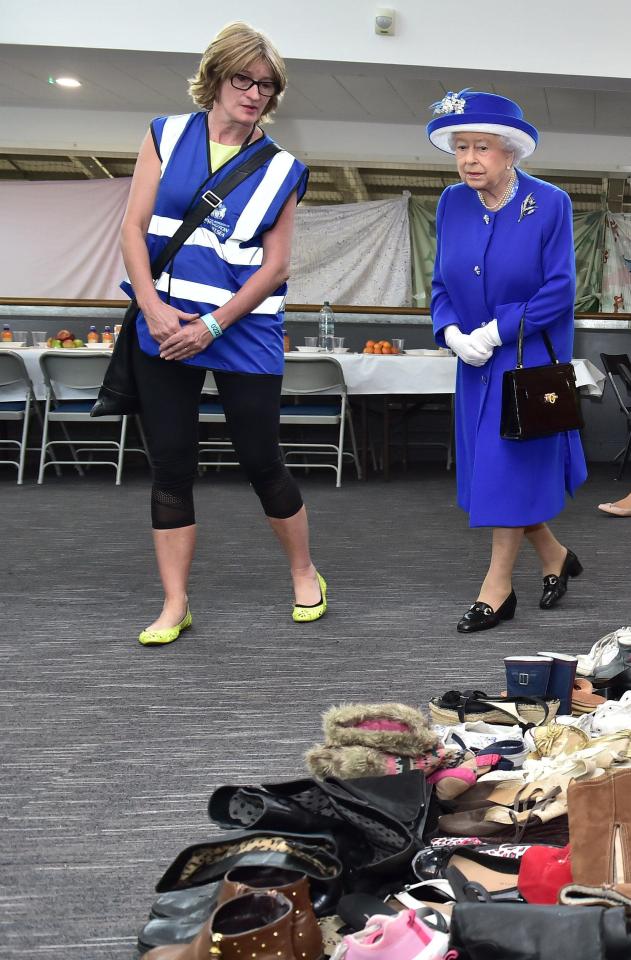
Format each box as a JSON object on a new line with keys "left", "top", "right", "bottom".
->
{"left": 427, "top": 90, "right": 539, "bottom": 158}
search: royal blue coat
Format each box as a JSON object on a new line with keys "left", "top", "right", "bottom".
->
{"left": 431, "top": 170, "right": 587, "bottom": 527}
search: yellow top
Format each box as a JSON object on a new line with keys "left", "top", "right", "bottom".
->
{"left": 210, "top": 140, "right": 241, "bottom": 172}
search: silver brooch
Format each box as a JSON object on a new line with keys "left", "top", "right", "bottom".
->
{"left": 518, "top": 193, "right": 537, "bottom": 222}
{"left": 431, "top": 91, "right": 466, "bottom": 116}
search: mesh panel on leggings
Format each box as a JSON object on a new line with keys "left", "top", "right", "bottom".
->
{"left": 151, "top": 484, "right": 195, "bottom": 530}
{"left": 250, "top": 460, "right": 303, "bottom": 519}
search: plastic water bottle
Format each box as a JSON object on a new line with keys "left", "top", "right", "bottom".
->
{"left": 319, "top": 301, "right": 335, "bottom": 352}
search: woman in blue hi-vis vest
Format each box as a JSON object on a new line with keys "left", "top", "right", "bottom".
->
{"left": 120, "top": 22, "right": 327, "bottom": 645}
{"left": 427, "top": 91, "right": 587, "bottom": 635}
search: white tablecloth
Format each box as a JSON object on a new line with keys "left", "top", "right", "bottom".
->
{"left": 0, "top": 348, "right": 606, "bottom": 401}
{"left": 289, "top": 352, "right": 607, "bottom": 397}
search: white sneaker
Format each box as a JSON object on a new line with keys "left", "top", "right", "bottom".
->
{"left": 578, "top": 691, "right": 631, "bottom": 738}
{"left": 576, "top": 627, "right": 631, "bottom": 679}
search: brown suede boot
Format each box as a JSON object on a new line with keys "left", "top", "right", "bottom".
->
{"left": 218, "top": 867, "right": 323, "bottom": 960}
{"left": 145, "top": 891, "right": 295, "bottom": 960}
{"left": 567, "top": 768, "right": 631, "bottom": 896}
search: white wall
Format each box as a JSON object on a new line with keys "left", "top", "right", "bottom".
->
{"left": 2, "top": 0, "right": 631, "bottom": 80}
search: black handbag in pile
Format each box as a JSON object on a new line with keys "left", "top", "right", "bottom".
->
{"left": 500, "top": 318, "right": 584, "bottom": 440}
{"left": 90, "top": 141, "right": 280, "bottom": 418}
{"left": 448, "top": 902, "right": 631, "bottom": 960}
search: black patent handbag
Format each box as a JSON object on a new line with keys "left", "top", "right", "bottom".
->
{"left": 500, "top": 318, "right": 584, "bottom": 440}
{"left": 90, "top": 142, "right": 280, "bottom": 417}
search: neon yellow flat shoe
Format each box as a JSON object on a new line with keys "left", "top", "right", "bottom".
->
{"left": 138, "top": 607, "right": 192, "bottom": 646}
{"left": 292, "top": 572, "right": 327, "bottom": 623}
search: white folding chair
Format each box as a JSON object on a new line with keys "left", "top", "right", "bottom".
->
{"left": 197, "top": 370, "right": 238, "bottom": 470}
{"left": 38, "top": 352, "right": 128, "bottom": 485}
{"left": 280, "top": 356, "right": 361, "bottom": 487}
{"left": 0, "top": 349, "right": 35, "bottom": 484}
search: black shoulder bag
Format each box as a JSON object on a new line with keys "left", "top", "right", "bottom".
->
{"left": 500, "top": 318, "right": 584, "bottom": 440}
{"left": 91, "top": 141, "right": 280, "bottom": 417}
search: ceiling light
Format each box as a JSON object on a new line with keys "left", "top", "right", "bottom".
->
{"left": 50, "top": 76, "right": 82, "bottom": 88}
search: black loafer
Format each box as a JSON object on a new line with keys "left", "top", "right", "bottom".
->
{"left": 457, "top": 590, "right": 517, "bottom": 633}
{"left": 539, "top": 549, "right": 583, "bottom": 610}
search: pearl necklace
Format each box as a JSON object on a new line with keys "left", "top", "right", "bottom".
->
{"left": 477, "top": 170, "right": 516, "bottom": 211}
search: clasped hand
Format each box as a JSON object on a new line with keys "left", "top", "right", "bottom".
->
{"left": 143, "top": 301, "right": 212, "bottom": 360}
{"left": 444, "top": 325, "right": 493, "bottom": 367}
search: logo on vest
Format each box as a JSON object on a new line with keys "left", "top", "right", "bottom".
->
{"left": 203, "top": 202, "right": 230, "bottom": 239}
{"left": 210, "top": 202, "right": 227, "bottom": 221}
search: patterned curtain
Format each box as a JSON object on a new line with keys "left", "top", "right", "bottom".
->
{"left": 574, "top": 211, "right": 607, "bottom": 312}
{"left": 288, "top": 197, "right": 412, "bottom": 306}
{"left": 409, "top": 198, "right": 608, "bottom": 314}
{"left": 408, "top": 197, "right": 436, "bottom": 309}
{"left": 602, "top": 214, "right": 631, "bottom": 313}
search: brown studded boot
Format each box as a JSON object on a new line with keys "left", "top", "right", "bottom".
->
{"left": 567, "top": 767, "right": 631, "bottom": 896}
{"left": 145, "top": 891, "right": 295, "bottom": 960}
{"left": 217, "top": 867, "right": 323, "bottom": 960}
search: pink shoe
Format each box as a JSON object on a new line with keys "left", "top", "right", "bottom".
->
{"left": 333, "top": 909, "right": 450, "bottom": 960}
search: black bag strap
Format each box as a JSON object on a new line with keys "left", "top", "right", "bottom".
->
{"left": 149, "top": 141, "right": 280, "bottom": 280}
{"left": 516, "top": 317, "right": 559, "bottom": 369}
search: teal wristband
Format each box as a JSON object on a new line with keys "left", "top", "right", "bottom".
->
{"left": 200, "top": 313, "right": 223, "bottom": 339}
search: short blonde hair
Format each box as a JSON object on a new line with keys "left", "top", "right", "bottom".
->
{"left": 188, "top": 22, "right": 287, "bottom": 122}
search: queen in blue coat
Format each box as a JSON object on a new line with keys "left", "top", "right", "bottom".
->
{"left": 427, "top": 91, "right": 587, "bottom": 634}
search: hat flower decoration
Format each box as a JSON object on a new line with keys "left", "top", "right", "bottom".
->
{"left": 426, "top": 88, "right": 539, "bottom": 160}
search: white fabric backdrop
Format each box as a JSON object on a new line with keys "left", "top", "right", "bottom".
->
{"left": 0, "top": 178, "right": 131, "bottom": 299}
{"left": 288, "top": 196, "right": 412, "bottom": 306}
{"left": 602, "top": 213, "right": 631, "bottom": 313}
{"left": 0, "top": 180, "right": 412, "bottom": 306}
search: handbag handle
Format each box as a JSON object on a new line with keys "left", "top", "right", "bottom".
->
{"left": 516, "top": 317, "right": 559, "bottom": 369}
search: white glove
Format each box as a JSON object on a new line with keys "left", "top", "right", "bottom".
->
{"left": 469, "top": 319, "right": 502, "bottom": 353}
{"left": 444, "top": 325, "right": 493, "bottom": 367}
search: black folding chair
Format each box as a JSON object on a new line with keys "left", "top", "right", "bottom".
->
{"left": 600, "top": 353, "right": 631, "bottom": 480}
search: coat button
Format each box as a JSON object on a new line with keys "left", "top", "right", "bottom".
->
{"left": 474, "top": 265, "right": 481, "bottom": 275}
{"left": 483, "top": 214, "right": 490, "bottom": 224}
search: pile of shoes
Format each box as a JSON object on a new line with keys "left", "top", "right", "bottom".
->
{"left": 133, "top": 647, "right": 631, "bottom": 959}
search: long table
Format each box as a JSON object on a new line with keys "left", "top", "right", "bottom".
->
{"left": 286, "top": 352, "right": 606, "bottom": 479}
{"left": 0, "top": 347, "right": 606, "bottom": 401}
{"left": 288, "top": 352, "right": 606, "bottom": 397}
{"left": 0, "top": 348, "right": 607, "bottom": 481}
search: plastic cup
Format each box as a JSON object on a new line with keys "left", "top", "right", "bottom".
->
{"left": 31, "top": 330, "right": 47, "bottom": 347}
{"left": 12, "top": 330, "right": 27, "bottom": 344}
{"left": 332, "top": 337, "right": 345, "bottom": 350}
{"left": 392, "top": 338, "right": 405, "bottom": 353}
{"left": 304, "top": 337, "right": 319, "bottom": 347}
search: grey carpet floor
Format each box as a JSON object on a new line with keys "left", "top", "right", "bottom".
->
{"left": 1, "top": 462, "right": 629, "bottom": 957}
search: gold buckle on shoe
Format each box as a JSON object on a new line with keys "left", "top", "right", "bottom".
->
{"left": 209, "top": 933, "right": 223, "bottom": 956}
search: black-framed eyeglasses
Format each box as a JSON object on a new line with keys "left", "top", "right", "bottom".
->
{"left": 231, "top": 73, "right": 279, "bottom": 97}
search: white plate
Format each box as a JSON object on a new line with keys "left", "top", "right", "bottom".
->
{"left": 1, "top": 341, "right": 25, "bottom": 348}
{"left": 294, "top": 345, "right": 324, "bottom": 353}
{"left": 332, "top": 347, "right": 349, "bottom": 353}
{"left": 405, "top": 348, "right": 452, "bottom": 357}
{"left": 86, "top": 341, "right": 107, "bottom": 349}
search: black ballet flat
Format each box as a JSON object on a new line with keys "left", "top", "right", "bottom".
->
{"left": 539, "top": 549, "right": 583, "bottom": 610}
{"left": 457, "top": 590, "right": 517, "bottom": 634}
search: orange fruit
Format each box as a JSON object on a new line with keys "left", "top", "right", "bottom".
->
{"left": 382, "top": 344, "right": 392, "bottom": 354}
{"left": 363, "top": 346, "right": 373, "bottom": 354}
{"left": 373, "top": 346, "right": 382, "bottom": 354}
{"left": 365, "top": 339, "right": 376, "bottom": 348}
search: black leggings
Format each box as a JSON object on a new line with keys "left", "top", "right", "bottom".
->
{"left": 132, "top": 332, "right": 303, "bottom": 528}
